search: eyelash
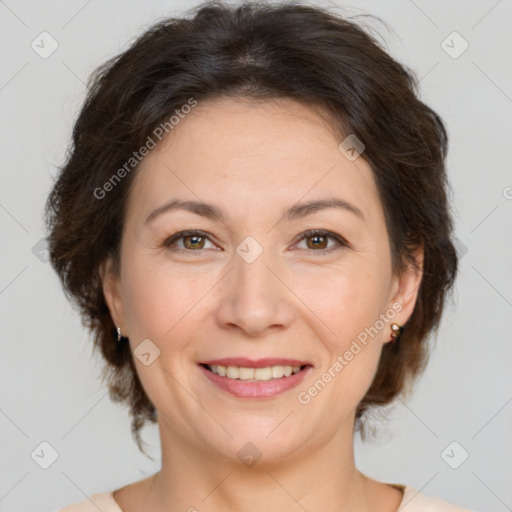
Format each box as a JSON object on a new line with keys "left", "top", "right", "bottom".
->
{"left": 163, "top": 229, "right": 349, "bottom": 255}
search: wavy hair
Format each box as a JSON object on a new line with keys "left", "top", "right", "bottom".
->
{"left": 45, "top": 1, "right": 458, "bottom": 454}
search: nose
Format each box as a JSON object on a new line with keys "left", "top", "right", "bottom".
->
{"left": 216, "top": 246, "right": 295, "bottom": 337}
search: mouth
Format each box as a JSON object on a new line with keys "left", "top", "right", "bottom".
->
{"left": 198, "top": 358, "right": 313, "bottom": 398}
{"left": 200, "top": 363, "right": 309, "bottom": 381}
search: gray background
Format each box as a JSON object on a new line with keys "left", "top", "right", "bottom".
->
{"left": 1, "top": 0, "right": 511, "bottom": 511}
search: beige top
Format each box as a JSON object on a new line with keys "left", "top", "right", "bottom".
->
{"left": 54, "top": 484, "right": 476, "bottom": 511}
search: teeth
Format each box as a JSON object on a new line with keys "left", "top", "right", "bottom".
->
{"left": 239, "top": 367, "right": 254, "bottom": 380}
{"left": 208, "top": 364, "right": 302, "bottom": 381}
{"left": 226, "top": 366, "right": 239, "bottom": 379}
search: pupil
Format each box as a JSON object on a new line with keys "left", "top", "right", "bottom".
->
{"left": 309, "top": 235, "right": 326, "bottom": 249}
{"left": 186, "top": 235, "right": 203, "bottom": 249}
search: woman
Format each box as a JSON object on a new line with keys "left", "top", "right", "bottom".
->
{"left": 47, "top": 1, "right": 472, "bottom": 510}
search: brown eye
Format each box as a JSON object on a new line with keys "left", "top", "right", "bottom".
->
{"left": 183, "top": 234, "right": 205, "bottom": 249}
{"left": 295, "top": 230, "right": 348, "bottom": 253}
{"left": 164, "top": 230, "right": 215, "bottom": 252}
{"left": 306, "top": 233, "right": 328, "bottom": 250}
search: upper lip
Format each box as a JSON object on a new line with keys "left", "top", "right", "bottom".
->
{"left": 200, "top": 357, "right": 312, "bottom": 368}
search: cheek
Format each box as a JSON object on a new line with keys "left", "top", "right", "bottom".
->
{"left": 291, "top": 262, "right": 391, "bottom": 405}
{"left": 122, "top": 266, "right": 172, "bottom": 340}
{"left": 119, "top": 255, "right": 210, "bottom": 403}
{"left": 294, "top": 261, "right": 391, "bottom": 345}
{"left": 121, "top": 252, "right": 213, "bottom": 350}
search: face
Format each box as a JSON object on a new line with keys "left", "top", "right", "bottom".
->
{"left": 102, "top": 97, "right": 422, "bottom": 464}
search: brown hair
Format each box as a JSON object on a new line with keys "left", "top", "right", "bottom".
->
{"left": 45, "top": 0, "right": 458, "bottom": 454}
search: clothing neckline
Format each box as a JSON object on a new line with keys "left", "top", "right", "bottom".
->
{"left": 98, "top": 482, "right": 413, "bottom": 512}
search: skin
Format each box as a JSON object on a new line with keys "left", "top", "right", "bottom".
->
{"left": 101, "top": 96, "right": 423, "bottom": 512}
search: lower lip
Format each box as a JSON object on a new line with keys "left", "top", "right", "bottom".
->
{"left": 198, "top": 364, "right": 312, "bottom": 398}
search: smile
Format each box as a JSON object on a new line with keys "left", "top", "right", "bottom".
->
{"left": 205, "top": 364, "right": 304, "bottom": 381}
{"left": 198, "top": 361, "right": 312, "bottom": 399}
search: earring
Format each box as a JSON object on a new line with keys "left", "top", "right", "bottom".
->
{"left": 117, "top": 326, "right": 122, "bottom": 342}
{"left": 390, "top": 322, "right": 402, "bottom": 342}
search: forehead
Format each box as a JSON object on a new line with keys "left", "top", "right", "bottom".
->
{"left": 125, "top": 97, "right": 381, "bottom": 226}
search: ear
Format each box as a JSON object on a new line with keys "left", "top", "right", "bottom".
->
{"left": 387, "top": 244, "right": 424, "bottom": 334}
{"left": 99, "top": 256, "right": 126, "bottom": 333}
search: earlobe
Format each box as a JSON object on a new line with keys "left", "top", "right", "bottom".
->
{"left": 99, "top": 257, "right": 125, "bottom": 331}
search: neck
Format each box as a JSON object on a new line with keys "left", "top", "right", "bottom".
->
{"left": 149, "top": 416, "right": 371, "bottom": 512}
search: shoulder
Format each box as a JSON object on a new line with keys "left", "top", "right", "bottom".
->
{"left": 54, "top": 492, "right": 121, "bottom": 512}
{"left": 400, "top": 485, "right": 477, "bottom": 511}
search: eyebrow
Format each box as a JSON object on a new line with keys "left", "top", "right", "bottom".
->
{"left": 144, "top": 197, "right": 364, "bottom": 225}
